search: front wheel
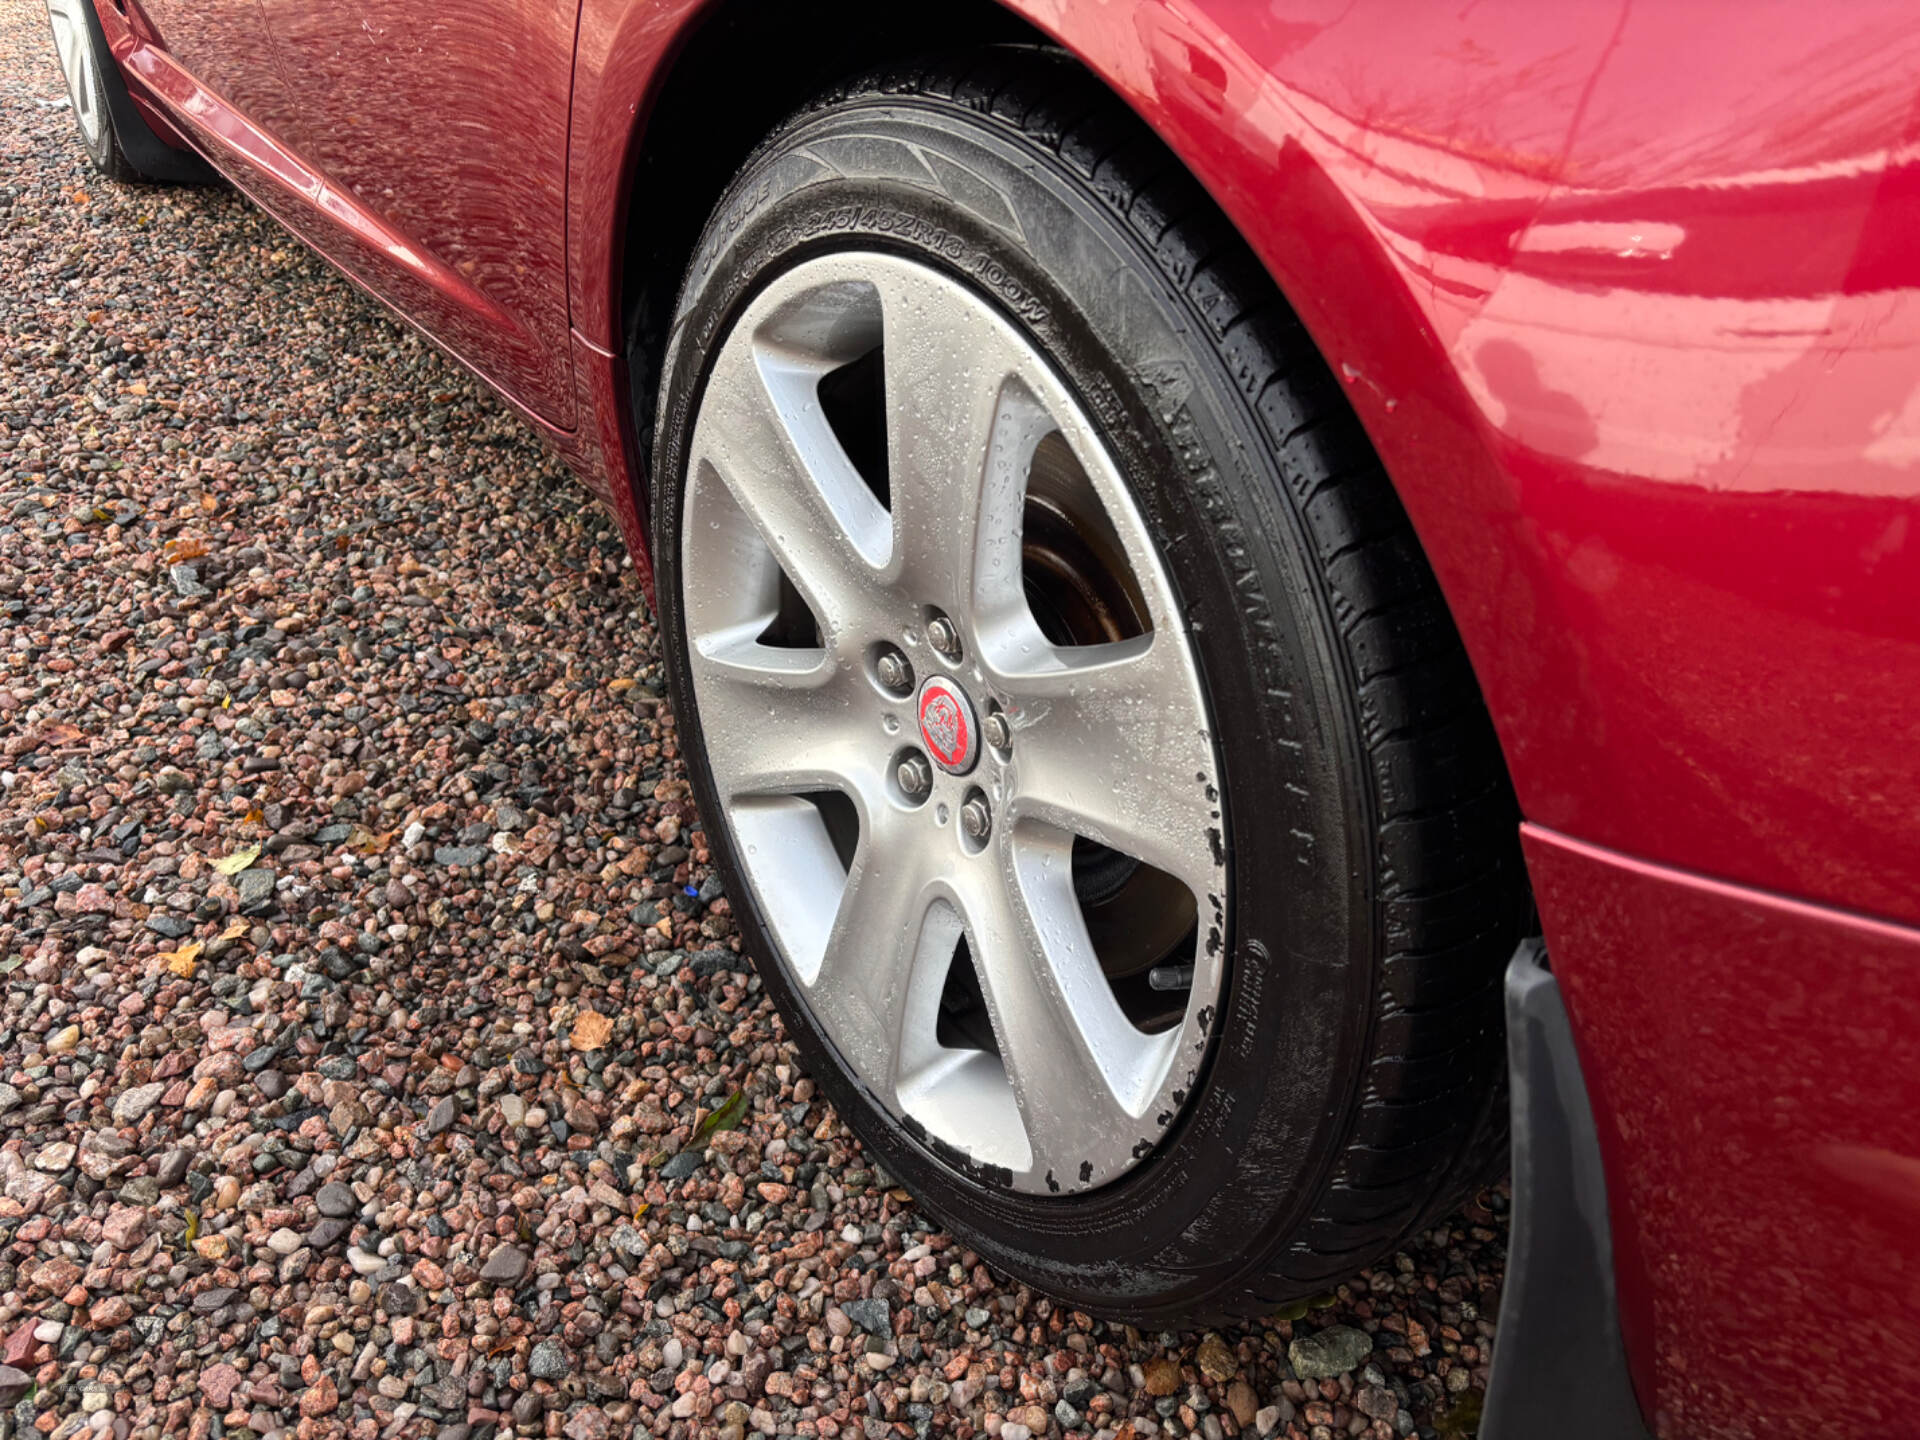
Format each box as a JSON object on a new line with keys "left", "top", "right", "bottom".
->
{"left": 44, "top": 0, "right": 130, "bottom": 179}
{"left": 44, "top": 0, "right": 213, "bottom": 184}
{"left": 651, "top": 51, "right": 1526, "bottom": 1323}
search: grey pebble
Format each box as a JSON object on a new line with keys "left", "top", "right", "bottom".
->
{"left": 528, "top": 1340, "right": 569, "bottom": 1380}
{"left": 660, "top": 1150, "right": 702, "bottom": 1181}
{"left": 316, "top": 1181, "right": 357, "bottom": 1218}
{"left": 480, "top": 1244, "right": 530, "bottom": 1285}
{"left": 1288, "top": 1324, "right": 1374, "bottom": 1379}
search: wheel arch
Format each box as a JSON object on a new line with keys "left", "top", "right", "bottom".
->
{"left": 569, "top": 0, "right": 1541, "bottom": 823}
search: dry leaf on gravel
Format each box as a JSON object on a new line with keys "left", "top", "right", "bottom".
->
{"left": 570, "top": 1009, "right": 612, "bottom": 1052}
{"left": 212, "top": 843, "right": 261, "bottom": 876}
{"left": 349, "top": 826, "right": 392, "bottom": 855}
{"left": 159, "top": 941, "right": 201, "bottom": 977}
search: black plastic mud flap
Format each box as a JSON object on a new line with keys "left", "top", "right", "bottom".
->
{"left": 1480, "top": 939, "right": 1657, "bottom": 1440}
{"left": 76, "top": 0, "right": 217, "bottom": 183}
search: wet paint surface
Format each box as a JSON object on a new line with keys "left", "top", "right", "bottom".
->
{"left": 1530, "top": 827, "right": 1920, "bottom": 1440}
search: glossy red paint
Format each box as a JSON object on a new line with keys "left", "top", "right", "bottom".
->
{"left": 132, "top": 0, "right": 295, "bottom": 144}
{"left": 105, "top": 0, "right": 578, "bottom": 427}
{"left": 1526, "top": 825, "right": 1920, "bottom": 1440}
{"left": 564, "top": 0, "right": 1920, "bottom": 924}
{"left": 254, "top": 0, "right": 579, "bottom": 423}
{"left": 101, "top": 0, "right": 1920, "bottom": 1433}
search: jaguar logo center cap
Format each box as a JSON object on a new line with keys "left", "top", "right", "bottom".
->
{"left": 916, "top": 675, "right": 978, "bottom": 775}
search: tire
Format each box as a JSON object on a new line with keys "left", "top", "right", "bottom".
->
{"left": 44, "top": 0, "right": 214, "bottom": 185}
{"left": 650, "top": 48, "right": 1526, "bottom": 1323}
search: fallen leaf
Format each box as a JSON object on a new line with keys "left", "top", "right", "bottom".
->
{"left": 693, "top": 1091, "right": 748, "bottom": 1143}
{"left": 1271, "top": 1291, "right": 1338, "bottom": 1322}
{"left": 608, "top": 678, "right": 636, "bottom": 694}
{"left": 40, "top": 722, "right": 85, "bottom": 747}
{"left": 183, "top": 1210, "right": 200, "bottom": 1244}
{"left": 571, "top": 1009, "right": 613, "bottom": 1052}
{"left": 219, "top": 918, "right": 248, "bottom": 942}
{"left": 632, "top": 1202, "right": 650, "bottom": 1221}
{"left": 349, "top": 826, "right": 392, "bottom": 855}
{"left": 1142, "top": 1357, "right": 1181, "bottom": 1397}
{"left": 164, "top": 536, "right": 209, "bottom": 563}
{"left": 160, "top": 941, "right": 202, "bottom": 978}
{"left": 212, "top": 843, "right": 261, "bottom": 876}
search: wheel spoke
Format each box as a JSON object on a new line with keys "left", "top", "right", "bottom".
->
{"left": 1000, "top": 636, "right": 1221, "bottom": 898}
{"left": 47, "top": 0, "right": 96, "bottom": 139}
{"left": 689, "top": 636, "right": 870, "bottom": 803}
{"left": 692, "top": 335, "right": 891, "bottom": 642}
{"left": 802, "top": 811, "right": 945, "bottom": 1095}
{"left": 875, "top": 269, "right": 1050, "bottom": 624}
{"left": 958, "top": 848, "right": 1160, "bottom": 1183}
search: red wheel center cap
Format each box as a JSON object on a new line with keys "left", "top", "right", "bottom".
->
{"left": 916, "top": 675, "right": 979, "bottom": 774}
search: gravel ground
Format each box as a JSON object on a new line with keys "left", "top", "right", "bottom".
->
{"left": 0, "top": 8, "right": 1508, "bottom": 1439}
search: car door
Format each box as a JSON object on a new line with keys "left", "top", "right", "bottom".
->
{"left": 248, "top": 0, "right": 580, "bottom": 425}
{"left": 129, "top": 0, "right": 297, "bottom": 138}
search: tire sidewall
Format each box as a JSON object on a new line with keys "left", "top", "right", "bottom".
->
{"left": 653, "top": 91, "right": 1379, "bottom": 1317}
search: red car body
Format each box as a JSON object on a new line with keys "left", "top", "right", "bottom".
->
{"left": 95, "top": 0, "right": 1920, "bottom": 1433}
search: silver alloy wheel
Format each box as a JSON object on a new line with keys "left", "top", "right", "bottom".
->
{"left": 682, "top": 252, "right": 1227, "bottom": 1194}
{"left": 45, "top": 0, "right": 107, "bottom": 149}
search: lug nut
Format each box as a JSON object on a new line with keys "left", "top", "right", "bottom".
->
{"left": 897, "top": 753, "right": 933, "bottom": 799}
{"left": 926, "top": 616, "right": 962, "bottom": 662}
{"left": 960, "top": 795, "right": 992, "bottom": 842}
{"left": 875, "top": 647, "right": 912, "bottom": 694}
{"left": 983, "top": 710, "right": 1011, "bottom": 754}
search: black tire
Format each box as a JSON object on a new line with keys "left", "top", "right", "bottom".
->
{"left": 45, "top": 0, "right": 214, "bottom": 185}
{"left": 651, "top": 49, "right": 1526, "bottom": 1323}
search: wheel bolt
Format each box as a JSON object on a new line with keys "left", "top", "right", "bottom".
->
{"left": 897, "top": 753, "right": 933, "bottom": 799}
{"left": 960, "top": 795, "right": 992, "bottom": 841}
{"left": 983, "top": 710, "right": 1011, "bottom": 754}
{"left": 875, "top": 647, "right": 912, "bottom": 694}
{"left": 927, "top": 616, "right": 962, "bottom": 662}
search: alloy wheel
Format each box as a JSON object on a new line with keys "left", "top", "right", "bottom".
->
{"left": 680, "top": 252, "right": 1227, "bottom": 1194}
{"left": 45, "top": 0, "right": 106, "bottom": 150}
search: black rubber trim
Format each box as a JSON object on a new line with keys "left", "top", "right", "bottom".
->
{"left": 1481, "top": 939, "right": 1656, "bottom": 1440}
{"left": 76, "top": 0, "right": 217, "bottom": 183}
